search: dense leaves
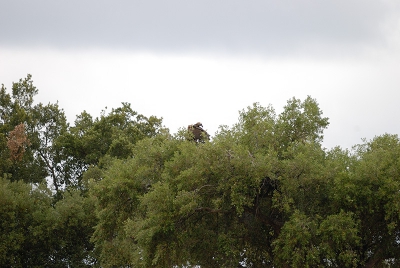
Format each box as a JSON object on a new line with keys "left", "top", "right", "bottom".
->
{"left": 0, "top": 177, "right": 97, "bottom": 267}
{"left": 90, "top": 98, "right": 400, "bottom": 267}
{"left": 1, "top": 75, "right": 400, "bottom": 267}
{"left": 0, "top": 75, "right": 163, "bottom": 267}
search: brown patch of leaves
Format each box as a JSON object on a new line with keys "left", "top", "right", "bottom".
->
{"left": 7, "top": 123, "right": 31, "bottom": 162}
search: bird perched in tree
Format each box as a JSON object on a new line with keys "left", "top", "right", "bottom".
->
{"left": 187, "top": 122, "right": 210, "bottom": 143}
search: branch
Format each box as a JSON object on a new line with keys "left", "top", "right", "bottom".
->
{"left": 37, "top": 149, "right": 58, "bottom": 191}
{"left": 194, "top": 184, "right": 217, "bottom": 193}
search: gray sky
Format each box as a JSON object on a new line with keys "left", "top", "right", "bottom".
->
{"left": 1, "top": 0, "right": 400, "bottom": 149}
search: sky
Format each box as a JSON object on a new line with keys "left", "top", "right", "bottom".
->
{"left": 1, "top": 0, "right": 400, "bottom": 150}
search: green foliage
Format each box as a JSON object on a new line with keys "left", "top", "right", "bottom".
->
{"left": 56, "top": 103, "right": 164, "bottom": 191}
{"left": 91, "top": 96, "right": 334, "bottom": 267}
{"left": 90, "top": 133, "right": 180, "bottom": 267}
{"left": 3, "top": 75, "right": 400, "bottom": 267}
{"left": 90, "top": 96, "right": 400, "bottom": 267}
{"left": 0, "top": 176, "right": 46, "bottom": 267}
{"left": 0, "top": 75, "right": 49, "bottom": 184}
{"left": 71, "top": 103, "right": 163, "bottom": 165}
{"left": 332, "top": 134, "right": 400, "bottom": 266}
{"left": 0, "top": 177, "right": 96, "bottom": 267}
{"left": 273, "top": 210, "right": 360, "bottom": 267}
{"left": 276, "top": 96, "right": 329, "bottom": 148}
{"left": 0, "top": 75, "right": 72, "bottom": 190}
{"left": 0, "top": 75, "right": 165, "bottom": 267}
{"left": 48, "top": 190, "right": 98, "bottom": 267}
{"left": 0, "top": 75, "right": 164, "bottom": 191}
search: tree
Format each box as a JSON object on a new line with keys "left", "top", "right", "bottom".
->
{"left": 3, "top": 75, "right": 399, "bottom": 267}
{"left": 91, "top": 96, "right": 400, "bottom": 267}
{"left": 90, "top": 132, "right": 180, "bottom": 267}
{"left": 90, "top": 97, "right": 334, "bottom": 267}
{"left": 55, "top": 102, "right": 164, "bottom": 191}
{"left": 0, "top": 75, "right": 52, "bottom": 184}
{"left": 0, "top": 176, "right": 98, "bottom": 267}
{"left": 0, "top": 75, "right": 167, "bottom": 266}
{"left": 71, "top": 102, "right": 163, "bottom": 165}
{"left": 331, "top": 134, "right": 400, "bottom": 267}
{"left": 1, "top": 75, "right": 164, "bottom": 191}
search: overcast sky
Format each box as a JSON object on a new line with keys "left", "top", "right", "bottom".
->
{"left": 1, "top": 0, "right": 400, "bottom": 149}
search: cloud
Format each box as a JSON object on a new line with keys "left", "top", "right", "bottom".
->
{"left": 1, "top": 1, "right": 400, "bottom": 150}
{"left": 1, "top": 0, "right": 398, "bottom": 57}
{"left": 1, "top": 47, "right": 399, "bottom": 150}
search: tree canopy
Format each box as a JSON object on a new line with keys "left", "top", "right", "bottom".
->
{"left": 1, "top": 75, "right": 399, "bottom": 267}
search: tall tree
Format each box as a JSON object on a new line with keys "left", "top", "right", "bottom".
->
{"left": 0, "top": 75, "right": 54, "bottom": 184}
{"left": 1, "top": 75, "right": 164, "bottom": 191}
{"left": 91, "top": 97, "right": 400, "bottom": 267}
{"left": 91, "top": 97, "right": 335, "bottom": 267}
